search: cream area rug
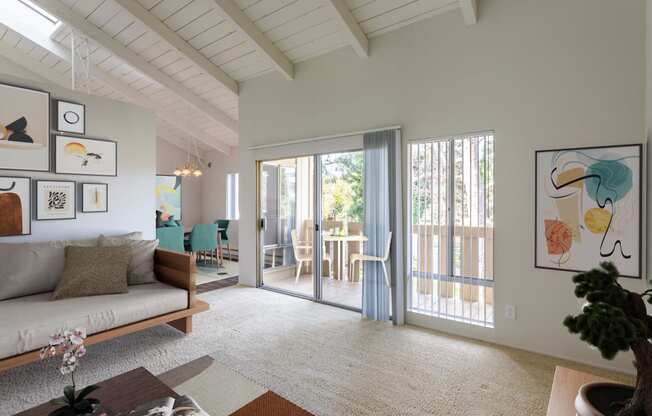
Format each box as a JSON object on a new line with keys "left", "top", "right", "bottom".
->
{"left": 0, "top": 286, "right": 631, "bottom": 416}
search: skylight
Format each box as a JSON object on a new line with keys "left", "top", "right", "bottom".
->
{"left": 16, "top": 0, "right": 59, "bottom": 25}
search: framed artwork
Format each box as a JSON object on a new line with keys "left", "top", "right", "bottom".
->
{"left": 35, "top": 180, "right": 76, "bottom": 221}
{"left": 81, "top": 183, "right": 108, "bottom": 213}
{"left": 56, "top": 100, "right": 85, "bottom": 135}
{"left": 156, "top": 175, "right": 182, "bottom": 221}
{"left": 0, "top": 176, "right": 31, "bottom": 236}
{"left": 535, "top": 144, "right": 642, "bottom": 278}
{"left": 55, "top": 135, "right": 117, "bottom": 176}
{"left": 0, "top": 82, "right": 50, "bottom": 172}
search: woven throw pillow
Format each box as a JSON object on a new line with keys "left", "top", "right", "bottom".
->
{"left": 98, "top": 235, "right": 159, "bottom": 285}
{"left": 52, "top": 246, "right": 131, "bottom": 300}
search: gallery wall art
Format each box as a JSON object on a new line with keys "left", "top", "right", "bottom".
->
{"left": 0, "top": 176, "right": 31, "bottom": 236}
{"left": 55, "top": 135, "right": 117, "bottom": 176}
{"left": 35, "top": 180, "right": 76, "bottom": 221}
{"left": 156, "top": 175, "right": 182, "bottom": 221}
{"left": 56, "top": 100, "right": 85, "bottom": 135}
{"left": 0, "top": 83, "right": 50, "bottom": 172}
{"left": 535, "top": 144, "right": 642, "bottom": 278}
{"left": 81, "top": 183, "right": 108, "bottom": 213}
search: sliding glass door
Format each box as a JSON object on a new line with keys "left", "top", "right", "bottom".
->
{"left": 319, "top": 151, "right": 364, "bottom": 309}
{"left": 258, "top": 151, "right": 364, "bottom": 310}
{"left": 260, "top": 157, "right": 314, "bottom": 298}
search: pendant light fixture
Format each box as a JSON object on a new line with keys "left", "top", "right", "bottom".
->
{"left": 174, "top": 138, "right": 204, "bottom": 178}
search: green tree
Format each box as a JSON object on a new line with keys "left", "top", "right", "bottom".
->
{"left": 321, "top": 152, "right": 364, "bottom": 222}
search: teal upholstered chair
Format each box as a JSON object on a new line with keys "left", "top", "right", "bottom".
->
{"left": 156, "top": 226, "right": 185, "bottom": 253}
{"left": 215, "top": 219, "right": 231, "bottom": 260}
{"left": 188, "top": 223, "right": 219, "bottom": 264}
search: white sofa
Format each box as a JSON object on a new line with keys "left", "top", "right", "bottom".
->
{"left": 0, "top": 235, "right": 205, "bottom": 369}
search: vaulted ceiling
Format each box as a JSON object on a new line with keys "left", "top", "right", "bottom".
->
{"left": 0, "top": 0, "right": 477, "bottom": 155}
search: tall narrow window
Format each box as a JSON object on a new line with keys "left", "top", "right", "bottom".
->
{"left": 408, "top": 132, "right": 494, "bottom": 327}
{"left": 226, "top": 173, "right": 239, "bottom": 220}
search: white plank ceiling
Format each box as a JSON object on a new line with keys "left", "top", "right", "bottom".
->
{"left": 1, "top": 0, "right": 464, "bottom": 154}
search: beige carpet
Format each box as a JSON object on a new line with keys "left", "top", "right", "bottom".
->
{"left": 1, "top": 286, "right": 631, "bottom": 416}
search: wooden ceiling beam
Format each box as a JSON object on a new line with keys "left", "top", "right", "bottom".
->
{"left": 209, "top": 0, "right": 294, "bottom": 80}
{"left": 325, "top": 0, "right": 368, "bottom": 58}
{"left": 459, "top": 0, "right": 478, "bottom": 25}
{"left": 112, "top": 0, "right": 238, "bottom": 97}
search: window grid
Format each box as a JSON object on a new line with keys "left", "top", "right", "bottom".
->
{"left": 408, "top": 132, "right": 494, "bottom": 327}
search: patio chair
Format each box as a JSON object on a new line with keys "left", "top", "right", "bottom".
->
{"left": 349, "top": 232, "right": 392, "bottom": 286}
{"left": 291, "top": 230, "right": 333, "bottom": 282}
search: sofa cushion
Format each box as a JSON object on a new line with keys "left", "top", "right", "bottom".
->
{"left": 0, "top": 282, "right": 188, "bottom": 359}
{"left": 52, "top": 246, "right": 131, "bottom": 300}
{"left": 0, "top": 242, "right": 66, "bottom": 301}
{"left": 0, "top": 233, "right": 144, "bottom": 301}
{"left": 98, "top": 235, "right": 159, "bottom": 285}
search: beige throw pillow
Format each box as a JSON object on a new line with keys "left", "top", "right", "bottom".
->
{"left": 98, "top": 235, "right": 159, "bottom": 285}
{"left": 52, "top": 246, "right": 131, "bottom": 300}
{"left": 0, "top": 242, "right": 66, "bottom": 300}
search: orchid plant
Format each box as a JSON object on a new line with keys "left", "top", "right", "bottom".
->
{"left": 40, "top": 328, "right": 101, "bottom": 416}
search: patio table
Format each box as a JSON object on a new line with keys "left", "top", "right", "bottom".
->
{"left": 322, "top": 233, "right": 368, "bottom": 281}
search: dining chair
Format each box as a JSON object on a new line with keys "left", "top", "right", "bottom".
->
{"left": 187, "top": 223, "right": 219, "bottom": 264}
{"left": 349, "top": 232, "right": 392, "bottom": 286}
{"left": 290, "top": 230, "right": 333, "bottom": 282}
{"left": 215, "top": 219, "right": 231, "bottom": 261}
{"left": 156, "top": 226, "right": 185, "bottom": 253}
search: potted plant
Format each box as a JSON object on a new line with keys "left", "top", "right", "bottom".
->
{"left": 564, "top": 262, "right": 649, "bottom": 415}
{"left": 40, "top": 328, "right": 101, "bottom": 416}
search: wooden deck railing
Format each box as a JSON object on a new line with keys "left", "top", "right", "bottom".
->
{"left": 411, "top": 224, "right": 494, "bottom": 304}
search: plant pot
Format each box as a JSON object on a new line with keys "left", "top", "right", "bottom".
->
{"left": 575, "top": 382, "right": 635, "bottom": 416}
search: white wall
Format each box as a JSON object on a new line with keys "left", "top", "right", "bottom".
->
{"left": 156, "top": 138, "right": 202, "bottom": 228}
{"left": 0, "top": 56, "right": 157, "bottom": 241}
{"left": 201, "top": 148, "right": 240, "bottom": 249}
{"left": 239, "top": 0, "right": 647, "bottom": 373}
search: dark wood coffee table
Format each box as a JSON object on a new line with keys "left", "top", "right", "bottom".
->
{"left": 17, "top": 367, "right": 179, "bottom": 416}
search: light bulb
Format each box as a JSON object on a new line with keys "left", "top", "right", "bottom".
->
{"left": 182, "top": 168, "right": 191, "bottom": 176}
{"left": 193, "top": 169, "right": 202, "bottom": 177}
{"left": 174, "top": 169, "right": 182, "bottom": 176}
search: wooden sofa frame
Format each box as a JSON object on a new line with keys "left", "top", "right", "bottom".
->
{"left": 0, "top": 249, "right": 209, "bottom": 373}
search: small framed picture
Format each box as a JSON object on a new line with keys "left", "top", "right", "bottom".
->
{"left": 56, "top": 100, "right": 85, "bottom": 135}
{"left": 55, "top": 135, "right": 117, "bottom": 176}
{"left": 0, "top": 176, "right": 31, "bottom": 236}
{"left": 81, "top": 183, "right": 108, "bottom": 213}
{"left": 35, "top": 180, "right": 76, "bottom": 221}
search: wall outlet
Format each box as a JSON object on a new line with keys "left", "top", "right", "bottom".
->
{"left": 504, "top": 304, "right": 517, "bottom": 320}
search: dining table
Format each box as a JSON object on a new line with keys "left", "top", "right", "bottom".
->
{"left": 322, "top": 233, "right": 368, "bottom": 281}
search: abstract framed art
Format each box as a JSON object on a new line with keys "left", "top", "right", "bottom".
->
{"left": 0, "top": 82, "right": 50, "bottom": 172}
{"left": 56, "top": 100, "right": 85, "bottom": 135}
{"left": 535, "top": 144, "right": 642, "bottom": 278}
{"left": 55, "top": 135, "right": 117, "bottom": 176}
{"left": 156, "top": 175, "right": 182, "bottom": 221}
{"left": 81, "top": 183, "right": 108, "bottom": 213}
{"left": 0, "top": 176, "right": 31, "bottom": 236}
{"left": 35, "top": 180, "right": 76, "bottom": 221}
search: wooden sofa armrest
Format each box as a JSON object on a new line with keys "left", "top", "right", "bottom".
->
{"left": 155, "top": 249, "right": 196, "bottom": 307}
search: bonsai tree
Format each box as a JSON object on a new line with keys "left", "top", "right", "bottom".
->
{"left": 564, "top": 262, "right": 652, "bottom": 416}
